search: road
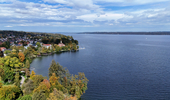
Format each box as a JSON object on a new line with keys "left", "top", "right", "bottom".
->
{"left": 20, "top": 76, "right": 25, "bottom": 87}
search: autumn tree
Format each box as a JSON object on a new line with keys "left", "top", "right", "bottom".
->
{"left": 3, "top": 67, "right": 14, "bottom": 82}
{"left": 72, "top": 43, "right": 77, "bottom": 51}
{"left": 14, "top": 72, "right": 20, "bottom": 88}
{"left": 68, "top": 73, "right": 89, "bottom": 98}
{"left": 0, "top": 83, "right": 2, "bottom": 88}
{"left": 22, "top": 79, "right": 35, "bottom": 95}
{"left": 18, "top": 52, "right": 25, "bottom": 62}
{"left": 30, "top": 70, "right": 36, "bottom": 80}
{"left": 49, "top": 60, "right": 66, "bottom": 82}
{"left": 33, "top": 79, "right": 51, "bottom": 97}
{"left": 33, "top": 75, "right": 44, "bottom": 87}
{"left": 0, "top": 68, "right": 5, "bottom": 81}
{"left": 77, "top": 72, "right": 88, "bottom": 96}
{"left": 47, "top": 88, "right": 65, "bottom": 100}
{"left": 25, "top": 60, "right": 30, "bottom": 69}
{"left": 32, "top": 90, "right": 46, "bottom": 100}
{"left": 49, "top": 73, "right": 59, "bottom": 89}
{"left": 0, "top": 85, "right": 21, "bottom": 100}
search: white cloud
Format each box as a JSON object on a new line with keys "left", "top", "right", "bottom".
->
{"left": 43, "top": 0, "right": 100, "bottom": 10}
{"left": 94, "top": 0, "right": 169, "bottom": 5}
{"left": 77, "top": 13, "right": 133, "bottom": 22}
{"left": 0, "top": 0, "right": 170, "bottom": 31}
{"left": 5, "top": 25, "right": 13, "bottom": 27}
{"left": 0, "top": 0, "right": 16, "bottom": 2}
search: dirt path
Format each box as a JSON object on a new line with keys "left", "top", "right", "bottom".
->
{"left": 20, "top": 76, "right": 25, "bottom": 87}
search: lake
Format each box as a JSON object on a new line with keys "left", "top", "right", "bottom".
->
{"left": 30, "top": 34, "right": 170, "bottom": 100}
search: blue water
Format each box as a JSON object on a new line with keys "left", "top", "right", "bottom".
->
{"left": 31, "top": 34, "right": 170, "bottom": 100}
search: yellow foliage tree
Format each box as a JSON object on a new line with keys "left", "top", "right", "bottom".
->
{"left": 33, "top": 79, "right": 51, "bottom": 97}
{"left": 0, "top": 85, "right": 21, "bottom": 100}
{"left": 30, "top": 70, "right": 36, "bottom": 80}
{"left": 18, "top": 52, "right": 25, "bottom": 62}
{"left": 47, "top": 88, "right": 65, "bottom": 100}
{"left": 49, "top": 73, "right": 59, "bottom": 87}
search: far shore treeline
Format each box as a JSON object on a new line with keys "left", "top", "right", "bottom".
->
{"left": 79, "top": 32, "right": 170, "bottom": 35}
{"left": 0, "top": 30, "right": 88, "bottom": 100}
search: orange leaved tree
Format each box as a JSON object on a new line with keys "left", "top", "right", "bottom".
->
{"left": 18, "top": 52, "right": 25, "bottom": 62}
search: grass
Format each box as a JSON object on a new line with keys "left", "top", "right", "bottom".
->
{"left": 0, "top": 81, "right": 3, "bottom": 84}
{"left": 23, "top": 75, "right": 27, "bottom": 79}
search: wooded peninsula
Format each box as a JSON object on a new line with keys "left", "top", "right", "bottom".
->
{"left": 0, "top": 30, "right": 88, "bottom": 100}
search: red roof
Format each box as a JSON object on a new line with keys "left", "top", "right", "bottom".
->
{"left": 0, "top": 47, "right": 6, "bottom": 51}
{"left": 58, "top": 43, "right": 65, "bottom": 47}
{"left": 43, "top": 44, "right": 51, "bottom": 46}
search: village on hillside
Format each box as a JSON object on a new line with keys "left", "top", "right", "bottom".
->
{"left": 0, "top": 30, "right": 79, "bottom": 57}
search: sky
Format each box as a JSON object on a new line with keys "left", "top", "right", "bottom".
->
{"left": 0, "top": 0, "right": 170, "bottom": 32}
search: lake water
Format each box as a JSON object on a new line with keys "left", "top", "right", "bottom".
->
{"left": 30, "top": 34, "right": 170, "bottom": 100}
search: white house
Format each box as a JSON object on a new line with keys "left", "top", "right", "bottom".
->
{"left": 42, "top": 44, "right": 52, "bottom": 49}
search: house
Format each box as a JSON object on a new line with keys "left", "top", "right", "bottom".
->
{"left": 10, "top": 42, "right": 14, "bottom": 45}
{"left": 27, "top": 42, "right": 30, "bottom": 45}
{"left": 0, "top": 42, "right": 3, "bottom": 45}
{"left": 13, "top": 43, "right": 23, "bottom": 46}
{"left": 43, "top": 44, "right": 52, "bottom": 49}
{"left": 24, "top": 43, "right": 37, "bottom": 49}
{"left": 58, "top": 40, "right": 65, "bottom": 47}
{"left": 30, "top": 41, "right": 34, "bottom": 44}
{"left": 0, "top": 47, "right": 6, "bottom": 52}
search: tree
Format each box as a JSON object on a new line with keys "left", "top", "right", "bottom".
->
{"left": 77, "top": 72, "right": 88, "bottom": 95}
{"left": 22, "top": 79, "right": 35, "bottom": 95}
{"left": 0, "top": 68, "right": 5, "bottom": 81}
{"left": 4, "top": 67, "right": 14, "bottom": 82}
{"left": 21, "top": 68, "right": 30, "bottom": 77}
{"left": 0, "top": 85, "right": 21, "bottom": 100}
{"left": 36, "top": 42, "right": 41, "bottom": 48}
{"left": 49, "top": 73, "right": 58, "bottom": 86}
{"left": 0, "top": 50, "right": 3, "bottom": 57}
{"left": 72, "top": 43, "right": 77, "bottom": 51}
{"left": 32, "top": 90, "right": 46, "bottom": 100}
{"left": 33, "top": 79, "right": 51, "bottom": 97}
{"left": 18, "top": 52, "right": 25, "bottom": 62}
{"left": 49, "top": 73, "right": 59, "bottom": 90}
{"left": 47, "top": 88, "right": 65, "bottom": 100}
{"left": 68, "top": 73, "right": 89, "bottom": 98}
{"left": 0, "top": 82, "right": 2, "bottom": 88}
{"left": 14, "top": 72, "right": 20, "bottom": 88}
{"left": 4, "top": 50, "right": 11, "bottom": 54}
{"left": 17, "top": 95, "right": 32, "bottom": 100}
{"left": 55, "top": 46, "right": 61, "bottom": 52}
{"left": 48, "top": 60, "right": 66, "bottom": 82}
{"left": 33, "top": 75, "right": 45, "bottom": 87}
{"left": 25, "top": 60, "right": 30, "bottom": 69}
{"left": 30, "top": 70, "right": 36, "bottom": 80}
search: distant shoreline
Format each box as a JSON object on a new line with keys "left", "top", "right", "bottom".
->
{"left": 78, "top": 32, "right": 170, "bottom": 35}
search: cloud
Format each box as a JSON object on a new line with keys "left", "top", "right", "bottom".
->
{"left": 0, "top": 0, "right": 170, "bottom": 31}
{"left": 76, "top": 13, "right": 133, "bottom": 22}
{"left": 5, "top": 25, "right": 13, "bottom": 27}
{"left": 94, "top": 0, "right": 169, "bottom": 6}
{"left": 43, "top": 0, "right": 100, "bottom": 10}
{"left": 0, "top": 0, "right": 16, "bottom": 2}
